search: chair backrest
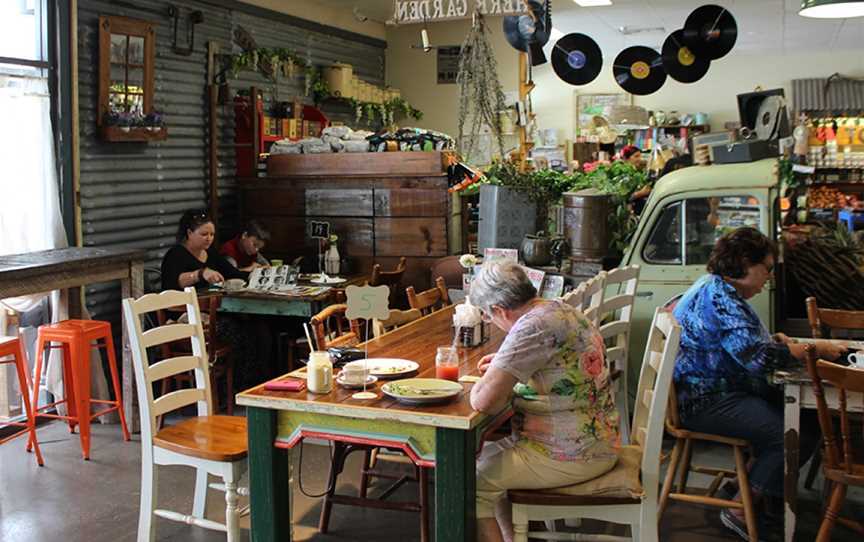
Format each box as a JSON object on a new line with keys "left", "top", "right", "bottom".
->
{"left": 430, "top": 255, "right": 465, "bottom": 290}
{"left": 372, "top": 308, "right": 422, "bottom": 337}
{"left": 632, "top": 309, "right": 681, "bottom": 495}
{"left": 156, "top": 292, "right": 222, "bottom": 359}
{"left": 406, "top": 276, "right": 450, "bottom": 315}
{"left": 561, "top": 282, "right": 586, "bottom": 310}
{"left": 122, "top": 288, "right": 213, "bottom": 446}
{"left": 369, "top": 257, "right": 407, "bottom": 288}
{"left": 806, "top": 296, "right": 864, "bottom": 340}
{"left": 310, "top": 303, "right": 362, "bottom": 349}
{"left": 569, "top": 271, "right": 606, "bottom": 325}
{"left": 598, "top": 265, "right": 641, "bottom": 381}
{"left": 804, "top": 345, "right": 864, "bottom": 477}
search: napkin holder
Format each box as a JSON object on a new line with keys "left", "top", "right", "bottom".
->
{"left": 455, "top": 321, "right": 490, "bottom": 347}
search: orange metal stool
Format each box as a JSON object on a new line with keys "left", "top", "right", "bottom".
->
{"left": 30, "top": 320, "right": 130, "bottom": 460}
{"left": 0, "top": 336, "right": 44, "bottom": 466}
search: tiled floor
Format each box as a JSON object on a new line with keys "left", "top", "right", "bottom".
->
{"left": 0, "top": 419, "right": 861, "bottom": 541}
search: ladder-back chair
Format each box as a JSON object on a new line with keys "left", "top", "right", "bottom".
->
{"left": 406, "top": 277, "right": 450, "bottom": 316}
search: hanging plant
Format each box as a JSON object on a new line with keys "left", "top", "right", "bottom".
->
{"left": 457, "top": 12, "right": 506, "bottom": 162}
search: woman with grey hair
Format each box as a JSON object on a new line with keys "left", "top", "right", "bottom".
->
{"left": 470, "top": 262, "right": 620, "bottom": 542}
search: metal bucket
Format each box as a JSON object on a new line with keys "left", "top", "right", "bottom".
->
{"left": 563, "top": 189, "right": 611, "bottom": 262}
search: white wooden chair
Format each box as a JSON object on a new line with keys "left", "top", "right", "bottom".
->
{"left": 598, "top": 265, "right": 641, "bottom": 445}
{"left": 123, "top": 288, "right": 248, "bottom": 542}
{"left": 508, "top": 308, "right": 681, "bottom": 542}
{"left": 561, "top": 271, "right": 606, "bottom": 324}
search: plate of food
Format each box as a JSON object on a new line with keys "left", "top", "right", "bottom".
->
{"left": 343, "top": 358, "right": 419, "bottom": 379}
{"left": 381, "top": 378, "right": 463, "bottom": 405}
{"left": 310, "top": 275, "right": 347, "bottom": 285}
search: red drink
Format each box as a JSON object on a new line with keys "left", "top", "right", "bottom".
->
{"left": 436, "top": 364, "right": 460, "bottom": 381}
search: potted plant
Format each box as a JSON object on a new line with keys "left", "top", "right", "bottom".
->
{"left": 117, "top": 112, "right": 133, "bottom": 133}
{"left": 144, "top": 111, "right": 164, "bottom": 132}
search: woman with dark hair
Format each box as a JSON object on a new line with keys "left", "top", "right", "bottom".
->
{"left": 672, "top": 227, "right": 843, "bottom": 539}
{"left": 160, "top": 210, "right": 247, "bottom": 291}
{"left": 220, "top": 220, "right": 270, "bottom": 272}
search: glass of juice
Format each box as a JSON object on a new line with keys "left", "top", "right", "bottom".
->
{"left": 435, "top": 346, "right": 459, "bottom": 381}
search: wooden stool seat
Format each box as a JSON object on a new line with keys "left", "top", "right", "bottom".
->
{"left": 0, "top": 336, "right": 44, "bottom": 466}
{"left": 32, "top": 319, "right": 130, "bottom": 460}
{"left": 154, "top": 415, "right": 248, "bottom": 462}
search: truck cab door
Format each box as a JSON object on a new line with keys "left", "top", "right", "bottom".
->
{"left": 622, "top": 190, "right": 772, "bottom": 403}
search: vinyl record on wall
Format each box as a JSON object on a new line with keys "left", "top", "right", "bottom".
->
{"left": 613, "top": 46, "right": 667, "bottom": 96}
{"left": 682, "top": 4, "right": 737, "bottom": 60}
{"left": 503, "top": 0, "right": 551, "bottom": 66}
{"left": 551, "top": 33, "right": 603, "bottom": 86}
{"left": 662, "top": 29, "right": 710, "bottom": 83}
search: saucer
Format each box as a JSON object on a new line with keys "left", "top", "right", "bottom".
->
{"left": 336, "top": 374, "right": 378, "bottom": 389}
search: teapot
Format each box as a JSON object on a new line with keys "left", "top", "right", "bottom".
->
{"left": 520, "top": 232, "right": 562, "bottom": 267}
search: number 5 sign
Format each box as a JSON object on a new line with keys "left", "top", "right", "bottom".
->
{"left": 345, "top": 285, "right": 390, "bottom": 321}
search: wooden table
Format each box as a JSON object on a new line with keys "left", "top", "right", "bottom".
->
{"left": 775, "top": 359, "right": 864, "bottom": 542}
{"left": 236, "top": 305, "right": 509, "bottom": 542}
{"left": 219, "top": 275, "right": 368, "bottom": 318}
{"left": 0, "top": 247, "right": 146, "bottom": 431}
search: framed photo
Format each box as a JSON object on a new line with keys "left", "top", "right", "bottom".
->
{"left": 574, "top": 92, "right": 632, "bottom": 137}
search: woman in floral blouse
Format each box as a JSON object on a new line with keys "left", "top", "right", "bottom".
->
{"left": 672, "top": 227, "right": 843, "bottom": 540}
{"left": 469, "top": 262, "right": 619, "bottom": 542}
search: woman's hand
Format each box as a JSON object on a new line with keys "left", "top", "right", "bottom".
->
{"left": 202, "top": 267, "right": 224, "bottom": 284}
{"left": 772, "top": 333, "right": 795, "bottom": 345}
{"left": 816, "top": 340, "right": 845, "bottom": 361}
{"left": 477, "top": 353, "right": 495, "bottom": 374}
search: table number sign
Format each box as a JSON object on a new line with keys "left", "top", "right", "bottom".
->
{"left": 309, "top": 221, "right": 331, "bottom": 240}
{"left": 345, "top": 284, "right": 391, "bottom": 399}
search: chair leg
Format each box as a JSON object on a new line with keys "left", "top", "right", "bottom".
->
{"left": 138, "top": 456, "right": 157, "bottom": 542}
{"left": 225, "top": 360, "right": 234, "bottom": 416}
{"left": 676, "top": 438, "right": 693, "bottom": 493}
{"left": 224, "top": 479, "right": 240, "bottom": 542}
{"left": 659, "top": 438, "right": 683, "bottom": 518}
{"left": 512, "top": 505, "right": 530, "bottom": 542}
{"left": 419, "top": 466, "right": 430, "bottom": 542}
{"left": 359, "top": 448, "right": 374, "bottom": 498}
{"left": 61, "top": 343, "right": 79, "bottom": 433}
{"left": 816, "top": 482, "right": 847, "bottom": 542}
{"left": 733, "top": 446, "right": 758, "bottom": 542}
{"left": 73, "top": 340, "right": 92, "bottom": 460}
{"left": 319, "top": 443, "right": 347, "bottom": 534}
{"left": 804, "top": 447, "right": 822, "bottom": 490}
{"left": 192, "top": 468, "right": 208, "bottom": 518}
{"left": 102, "top": 333, "right": 130, "bottom": 441}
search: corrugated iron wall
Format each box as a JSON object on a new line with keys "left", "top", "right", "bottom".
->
{"left": 77, "top": 0, "right": 385, "bottom": 324}
{"left": 792, "top": 77, "right": 864, "bottom": 113}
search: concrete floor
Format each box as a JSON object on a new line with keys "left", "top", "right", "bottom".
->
{"left": 1, "top": 419, "right": 861, "bottom": 542}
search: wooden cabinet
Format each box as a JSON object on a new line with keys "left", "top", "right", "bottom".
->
{"left": 239, "top": 152, "right": 451, "bottom": 292}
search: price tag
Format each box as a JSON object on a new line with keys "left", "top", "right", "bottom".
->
{"left": 309, "top": 221, "right": 331, "bottom": 240}
{"left": 345, "top": 285, "right": 390, "bottom": 321}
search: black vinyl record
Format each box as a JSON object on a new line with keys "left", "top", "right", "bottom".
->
{"left": 551, "top": 33, "right": 603, "bottom": 86}
{"left": 503, "top": 0, "right": 551, "bottom": 53}
{"left": 613, "top": 46, "right": 666, "bottom": 96}
{"left": 662, "top": 29, "right": 710, "bottom": 83}
{"left": 682, "top": 4, "right": 737, "bottom": 60}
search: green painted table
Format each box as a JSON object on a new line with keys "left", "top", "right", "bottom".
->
{"left": 236, "top": 305, "right": 509, "bottom": 542}
{"left": 219, "top": 275, "right": 368, "bottom": 318}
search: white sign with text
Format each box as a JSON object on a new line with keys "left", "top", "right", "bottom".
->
{"left": 391, "top": 0, "right": 527, "bottom": 24}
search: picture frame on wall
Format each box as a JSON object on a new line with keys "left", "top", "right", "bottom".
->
{"left": 574, "top": 92, "right": 633, "bottom": 137}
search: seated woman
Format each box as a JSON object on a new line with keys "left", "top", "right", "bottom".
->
{"left": 469, "top": 262, "right": 619, "bottom": 542}
{"left": 161, "top": 210, "right": 247, "bottom": 290}
{"left": 220, "top": 220, "right": 270, "bottom": 272}
{"left": 672, "top": 227, "right": 843, "bottom": 539}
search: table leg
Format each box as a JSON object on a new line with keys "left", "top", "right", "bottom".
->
{"left": 435, "top": 427, "right": 476, "bottom": 542}
{"left": 248, "top": 407, "right": 291, "bottom": 542}
{"left": 783, "top": 382, "right": 801, "bottom": 542}
{"left": 121, "top": 264, "right": 144, "bottom": 433}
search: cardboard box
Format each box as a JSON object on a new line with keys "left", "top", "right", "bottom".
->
{"left": 263, "top": 116, "right": 281, "bottom": 137}
{"left": 303, "top": 120, "right": 322, "bottom": 138}
{"left": 282, "top": 119, "right": 299, "bottom": 140}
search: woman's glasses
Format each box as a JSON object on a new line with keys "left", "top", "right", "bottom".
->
{"left": 479, "top": 308, "right": 493, "bottom": 323}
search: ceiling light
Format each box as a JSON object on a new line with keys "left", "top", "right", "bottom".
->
{"left": 799, "top": 0, "right": 864, "bottom": 18}
{"left": 574, "top": 0, "right": 612, "bottom": 7}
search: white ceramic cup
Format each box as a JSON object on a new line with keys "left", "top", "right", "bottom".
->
{"left": 341, "top": 364, "right": 368, "bottom": 385}
{"left": 848, "top": 351, "right": 864, "bottom": 368}
{"left": 223, "top": 278, "right": 245, "bottom": 291}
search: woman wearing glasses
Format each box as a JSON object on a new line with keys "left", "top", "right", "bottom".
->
{"left": 671, "top": 227, "right": 843, "bottom": 539}
{"left": 468, "top": 262, "right": 619, "bottom": 542}
{"left": 160, "top": 210, "right": 247, "bottom": 290}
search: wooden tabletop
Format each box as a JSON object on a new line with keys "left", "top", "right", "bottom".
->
{"left": 236, "top": 305, "right": 505, "bottom": 430}
{"left": 0, "top": 247, "right": 147, "bottom": 279}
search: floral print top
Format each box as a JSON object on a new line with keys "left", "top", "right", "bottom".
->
{"left": 672, "top": 274, "right": 795, "bottom": 421}
{"left": 491, "top": 300, "right": 619, "bottom": 462}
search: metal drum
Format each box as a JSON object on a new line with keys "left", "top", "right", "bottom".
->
{"left": 563, "top": 189, "right": 611, "bottom": 262}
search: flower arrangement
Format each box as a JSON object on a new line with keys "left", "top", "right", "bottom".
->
{"left": 459, "top": 254, "right": 478, "bottom": 268}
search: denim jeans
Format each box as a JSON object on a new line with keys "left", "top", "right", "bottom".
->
{"left": 682, "top": 391, "right": 821, "bottom": 498}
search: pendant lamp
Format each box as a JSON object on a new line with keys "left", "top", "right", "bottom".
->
{"left": 799, "top": 0, "right": 864, "bottom": 18}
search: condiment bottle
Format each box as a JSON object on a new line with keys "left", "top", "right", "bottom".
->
{"left": 307, "top": 351, "right": 333, "bottom": 394}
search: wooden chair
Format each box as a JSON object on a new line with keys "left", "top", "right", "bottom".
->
{"left": 598, "top": 265, "right": 641, "bottom": 445}
{"left": 658, "top": 388, "right": 759, "bottom": 540}
{"left": 804, "top": 296, "right": 864, "bottom": 489}
{"left": 123, "top": 287, "right": 248, "bottom": 542}
{"left": 804, "top": 345, "right": 864, "bottom": 541}
{"left": 157, "top": 293, "right": 235, "bottom": 415}
{"left": 372, "top": 308, "right": 422, "bottom": 338}
{"left": 563, "top": 271, "right": 606, "bottom": 326}
{"left": 508, "top": 308, "right": 681, "bottom": 542}
{"left": 369, "top": 257, "right": 407, "bottom": 288}
{"left": 406, "top": 276, "right": 450, "bottom": 316}
{"left": 310, "top": 304, "right": 362, "bottom": 349}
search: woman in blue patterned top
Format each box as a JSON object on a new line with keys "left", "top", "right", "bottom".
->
{"left": 672, "top": 227, "right": 843, "bottom": 540}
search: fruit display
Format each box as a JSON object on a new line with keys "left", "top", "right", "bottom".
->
{"left": 807, "top": 186, "right": 845, "bottom": 208}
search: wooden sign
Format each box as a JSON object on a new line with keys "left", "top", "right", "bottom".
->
{"left": 345, "top": 284, "right": 391, "bottom": 321}
{"left": 309, "top": 221, "right": 330, "bottom": 240}
{"left": 391, "top": 0, "right": 527, "bottom": 24}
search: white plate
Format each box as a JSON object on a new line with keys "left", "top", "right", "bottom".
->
{"left": 336, "top": 374, "right": 378, "bottom": 389}
{"left": 343, "top": 358, "right": 420, "bottom": 379}
{"left": 311, "top": 276, "right": 347, "bottom": 285}
{"left": 381, "top": 378, "right": 463, "bottom": 405}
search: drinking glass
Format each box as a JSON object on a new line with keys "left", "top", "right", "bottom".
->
{"left": 435, "top": 346, "right": 459, "bottom": 381}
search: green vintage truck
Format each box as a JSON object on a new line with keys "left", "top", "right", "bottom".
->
{"left": 620, "top": 158, "right": 782, "bottom": 397}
